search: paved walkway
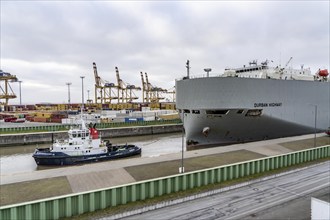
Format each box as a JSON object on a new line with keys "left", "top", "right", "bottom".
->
{"left": 1, "top": 133, "right": 328, "bottom": 193}
{"left": 67, "top": 168, "right": 136, "bottom": 193}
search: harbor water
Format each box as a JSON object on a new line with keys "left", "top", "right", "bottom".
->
{"left": 0, "top": 132, "right": 184, "bottom": 175}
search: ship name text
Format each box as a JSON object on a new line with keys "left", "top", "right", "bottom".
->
{"left": 254, "top": 102, "right": 282, "bottom": 108}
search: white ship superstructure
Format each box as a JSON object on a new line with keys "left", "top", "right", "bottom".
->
{"left": 176, "top": 59, "right": 329, "bottom": 147}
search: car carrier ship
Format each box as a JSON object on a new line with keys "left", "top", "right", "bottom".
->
{"left": 176, "top": 58, "right": 329, "bottom": 147}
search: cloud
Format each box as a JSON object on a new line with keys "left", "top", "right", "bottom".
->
{"left": 1, "top": 1, "right": 329, "bottom": 105}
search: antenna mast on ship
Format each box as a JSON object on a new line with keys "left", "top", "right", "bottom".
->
{"left": 186, "top": 60, "right": 190, "bottom": 79}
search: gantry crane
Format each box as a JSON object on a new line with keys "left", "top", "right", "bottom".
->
{"left": 140, "top": 72, "right": 149, "bottom": 102}
{"left": 0, "top": 70, "right": 18, "bottom": 106}
{"left": 115, "top": 67, "right": 140, "bottom": 103}
{"left": 140, "top": 72, "right": 167, "bottom": 103}
{"left": 93, "top": 62, "right": 118, "bottom": 104}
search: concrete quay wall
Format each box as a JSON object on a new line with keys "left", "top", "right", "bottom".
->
{"left": 0, "top": 124, "right": 182, "bottom": 146}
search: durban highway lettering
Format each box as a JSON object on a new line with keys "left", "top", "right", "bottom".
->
{"left": 254, "top": 102, "right": 282, "bottom": 107}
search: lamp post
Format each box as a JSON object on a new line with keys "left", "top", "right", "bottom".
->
{"left": 18, "top": 81, "right": 22, "bottom": 105}
{"left": 87, "top": 89, "right": 91, "bottom": 104}
{"left": 180, "top": 111, "right": 185, "bottom": 173}
{"left": 313, "top": 105, "right": 317, "bottom": 148}
{"left": 309, "top": 104, "right": 318, "bottom": 148}
{"left": 66, "top": 82, "right": 71, "bottom": 107}
{"left": 80, "top": 76, "right": 85, "bottom": 111}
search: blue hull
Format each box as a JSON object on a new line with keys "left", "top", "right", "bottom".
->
{"left": 33, "top": 145, "right": 141, "bottom": 166}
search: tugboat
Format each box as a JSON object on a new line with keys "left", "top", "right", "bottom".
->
{"left": 32, "top": 119, "right": 141, "bottom": 166}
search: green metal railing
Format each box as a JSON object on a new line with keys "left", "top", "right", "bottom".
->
{"left": 1, "top": 145, "right": 329, "bottom": 220}
{"left": 0, "top": 119, "right": 182, "bottom": 134}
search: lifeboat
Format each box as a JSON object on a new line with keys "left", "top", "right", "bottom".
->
{"left": 318, "top": 69, "right": 329, "bottom": 77}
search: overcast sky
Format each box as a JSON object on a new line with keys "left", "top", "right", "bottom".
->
{"left": 1, "top": 1, "right": 329, "bottom": 105}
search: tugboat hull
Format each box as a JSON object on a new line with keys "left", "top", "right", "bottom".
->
{"left": 33, "top": 145, "right": 142, "bottom": 166}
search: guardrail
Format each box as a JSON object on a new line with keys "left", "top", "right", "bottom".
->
{"left": 1, "top": 145, "right": 329, "bottom": 220}
{"left": 0, "top": 119, "right": 182, "bottom": 134}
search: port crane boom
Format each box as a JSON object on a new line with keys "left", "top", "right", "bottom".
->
{"left": 92, "top": 62, "right": 117, "bottom": 104}
{"left": 0, "top": 70, "right": 18, "bottom": 106}
{"left": 115, "top": 67, "right": 140, "bottom": 103}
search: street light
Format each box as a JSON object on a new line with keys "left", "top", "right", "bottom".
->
{"left": 87, "top": 89, "right": 90, "bottom": 104}
{"left": 309, "top": 104, "right": 318, "bottom": 148}
{"left": 18, "top": 81, "right": 22, "bottom": 105}
{"left": 313, "top": 105, "right": 317, "bottom": 148}
{"left": 180, "top": 111, "right": 185, "bottom": 173}
{"left": 66, "top": 82, "right": 72, "bottom": 107}
{"left": 80, "top": 76, "right": 85, "bottom": 110}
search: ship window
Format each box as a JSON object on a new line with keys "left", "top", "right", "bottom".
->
{"left": 206, "top": 110, "right": 229, "bottom": 115}
{"left": 183, "top": 109, "right": 190, "bottom": 113}
{"left": 237, "top": 109, "right": 244, "bottom": 114}
{"left": 192, "top": 110, "right": 200, "bottom": 114}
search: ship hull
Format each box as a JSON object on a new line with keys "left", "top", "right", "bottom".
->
{"left": 176, "top": 77, "right": 330, "bottom": 147}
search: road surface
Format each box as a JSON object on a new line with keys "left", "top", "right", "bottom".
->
{"left": 119, "top": 162, "right": 330, "bottom": 220}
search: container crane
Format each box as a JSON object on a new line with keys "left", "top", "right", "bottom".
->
{"left": 92, "top": 62, "right": 118, "bottom": 104}
{"left": 143, "top": 72, "right": 166, "bottom": 103}
{"left": 0, "top": 70, "right": 18, "bottom": 106}
{"left": 115, "top": 67, "right": 140, "bottom": 103}
{"left": 141, "top": 72, "right": 149, "bottom": 103}
{"left": 116, "top": 67, "right": 125, "bottom": 103}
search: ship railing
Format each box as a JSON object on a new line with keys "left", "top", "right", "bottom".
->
{"left": 176, "top": 73, "right": 222, "bottom": 80}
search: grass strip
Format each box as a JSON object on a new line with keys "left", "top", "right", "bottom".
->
{"left": 126, "top": 150, "right": 264, "bottom": 181}
{"left": 0, "top": 177, "right": 72, "bottom": 206}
